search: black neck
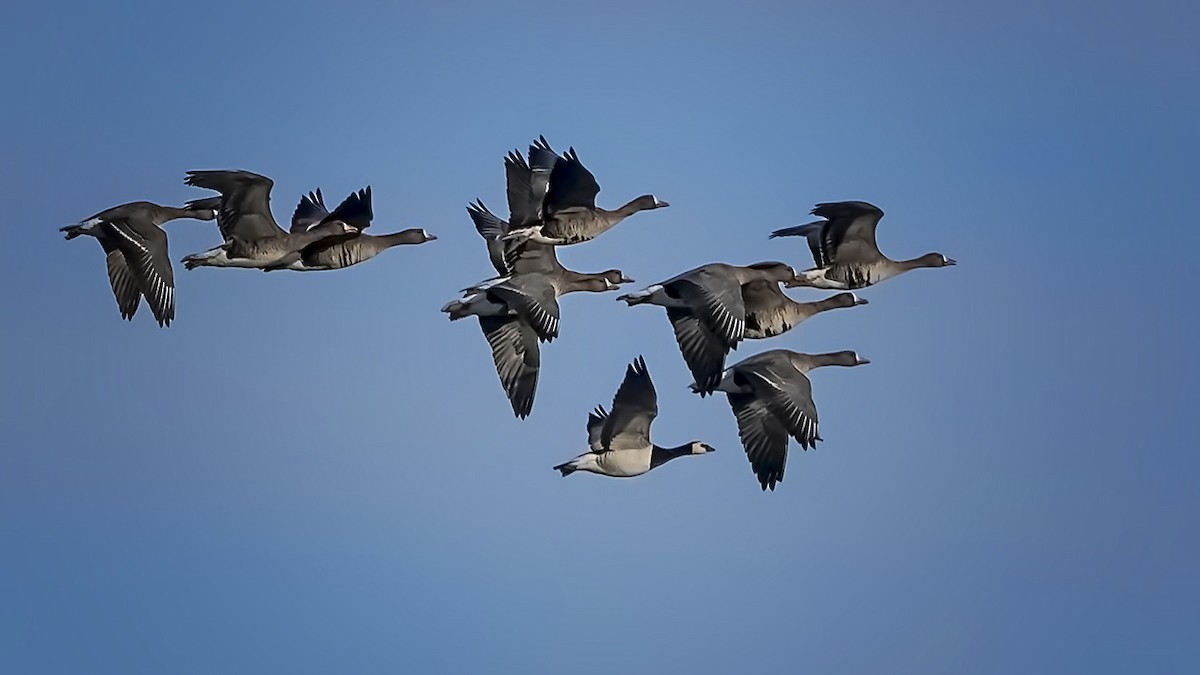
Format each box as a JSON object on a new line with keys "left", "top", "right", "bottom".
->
{"left": 649, "top": 443, "right": 692, "bottom": 469}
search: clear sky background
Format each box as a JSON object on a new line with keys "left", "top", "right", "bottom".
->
{"left": 1, "top": 1, "right": 1197, "bottom": 673}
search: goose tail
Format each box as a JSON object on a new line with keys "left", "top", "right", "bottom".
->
{"left": 553, "top": 460, "right": 579, "bottom": 477}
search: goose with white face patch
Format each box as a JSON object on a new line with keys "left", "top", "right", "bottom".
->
{"left": 179, "top": 170, "right": 362, "bottom": 271}
{"left": 770, "top": 201, "right": 955, "bottom": 290}
{"left": 554, "top": 356, "right": 715, "bottom": 479}
{"left": 694, "top": 349, "right": 870, "bottom": 491}
{"left": 617, "top": 261, "right": 798, "bottom": 396}
{"left": 499, "top": 136, "right": 668, "bottom": 247}
{"left": 60, "top": 200, "right": 217, "bottom": 327}
{"left": 261, "top": 186, "right": 436, "bottom": 271}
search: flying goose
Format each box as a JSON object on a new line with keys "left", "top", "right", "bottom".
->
{"left": 60, "top": 200, "right": 217, "bottom": 326}
{"left": 770, "top": 201, "right": 955, "bottom": 289}
{"left": 465, "top": 201, "right": 632, "bottom": 290}
{"left": 262, "top": 186, "right": 436, "bottom": 271}
{"left": 442, "top": 271, "right": 626, "bottom": 418}
{"left": 469, "top": 137, "right": 566, "bottom": 277}
{"left": 501, "top": 137, "right": 669, "bottom": 246}
{"left": 696, "top": 349, "right": 869, "bottom": 491}
{"left": 179, "top": 170, "right": 361, "bottom": 270}
{"left": 464, "top": 143, "right": 632, "bottom": 286}
{"left": 741, "top": 281, "right": 867, "bottom": 340}
{"left": 554, "top": 356, "right": 715, "bottom": 478}
{"left": 617, "top": 261, "right": 797, "bottom": 396}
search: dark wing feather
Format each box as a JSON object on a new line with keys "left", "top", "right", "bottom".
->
{"left": 544, "top": 146, "right": 600, "bottom": 214}
{"left": 728, "top": 393, "right": 790, "bottom": 491}
{"left": 810, "top": 201, "right": 884, "bottom": 222}
{"left": 466, "top": 199, "right": 511, "bottom": 276}
{"left": 672, "top": 275, "right": 746, "bottom": 347}
{"left": 812, "top": 201, "right": 884, "bottom": 265}
{"left": 320, "top": 186, "right": 373, "bottom": 231}
{"left": 505, "top": 150, "right": 540, "bottom": 228}
{"left": 466, "top": 200, "right": 559, "bottom": 277}
{"left": 586, "top": 405, "right": 608, "bottom": 452}
{"left": 527, "top": 135, "right": 559, "bottom": 218}
{"left": 771, "top": 202, "right": 886, "bottom": 267}
{"left": 667, "top": 307, "right": 730, "bottom": 396}
{"left": 600, "top": 356, "right": 658, "bottom": 451}
{"left": 479, "top": 316, "right": 541, "bottom": 419}
{"left": 769, "top": 220, "right": 833, "bottom": 267}
{"left": 740, "top": 365, "right": 820, "bottom": 449}
{"left": 101, "top": 221, "right": 174, "bottom": 327}
{"left": 100, "top": 237, "right": 141, "bottom": 320}
{"left": 184, "top": 170, "right": 285, "bottom": 241}
{"left": 486, "top": 275, "right": 560, "bottom": 342}
{"left": 290, "top": 188, "right": 329, "bottom": 233}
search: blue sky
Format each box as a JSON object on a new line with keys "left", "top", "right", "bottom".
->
{"left": 1, "top": 1, "right": 1197, "bottom": 672}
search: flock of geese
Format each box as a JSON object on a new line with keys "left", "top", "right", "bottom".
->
{"left": 60, "top": 135, "right": 954, "bottom": 491}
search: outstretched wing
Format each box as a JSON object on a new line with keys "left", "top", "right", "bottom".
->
{"left": 99, "top": 236, "right": 141, "bottom": 320}
{"left": 290, "top": 188, "right": 329, "bottom": 233}
{"left": 728, "top": 393, "right": 790, "bottom": 491}
{"left": 600, "top": 356, "right": 658, "bottom": 451}
{"left": 667, "top": 307, "right": 730, "bottom": 396}
{"left": 320, "top": 186, "right": 374, "bottom": 231}
{"left": 101, "top": 220, "right": 175, "bottom": 327}
{"left": 527, "top": 135, "right": 558, "bottom": 219}
{"left": 467, "top": 199, "right": 558, "bottom": 277}
{"left": 672, "top": 273, "right": 746, "bottom": 347}
{"left": 479, "top": 315, "right": 541, "bottom": 419}
{"left": 486, "top": 275, "right": 560, "bottom": 342}
{"left": 544, "top": 146, "right": 600, "bottom": 214}
{"left": 740, "top": 366, "right": 819, "bottom": 450}
{"left": 184, "top": 170, "right": 285, "bottom": 241}
{"left": 586, "top": 405, "right": 608, "bottom": 452}
{"left": 770, "top": 201, "right": 884, "bottom": 266}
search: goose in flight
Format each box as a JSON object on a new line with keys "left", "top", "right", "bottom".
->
{"left": 179, "top": 170, "right": 361, "bottom": 270}
{"left": 554, "top": 356, "right": 715, "bottom": 478}
{"left": 61, "top": 200, "right": 217, "bottom": 326}
{"left": 699, "top": 349, "right": 869, "bottom": 491}
{"left": 770, "top": 201, "right": 954, "bottom": 289}
{"left": 501, "top": 137, "right": 668, "bottom": 246}
{"left": 618, "top": 261, "right": 798, "bottom": 395}
{"left": 263, "top": 186, "right": 436, "bottom": 271}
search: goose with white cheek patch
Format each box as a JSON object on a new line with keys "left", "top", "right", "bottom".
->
{"left": 770, "top": 201, "right": 954, "bottom": 289}
{"left": 60, "top": 200, "right": 217, "bottom": 327}
{"left": 262, "top": 186, "right": 436, "bottom": 271}
{"left": 695, "top": 349, "right": 870, "bottom": 491}
{"left": 501, "top": 137, "right": 668, "bottom": 246}
{"left": 179, "top": 170, "right": 361, "bottom": 270}
{"left": 617, "top": 261, "right": 797, "bottom": 396}
{"left": 554, "top": 356, "right": 715, "bottom": 478}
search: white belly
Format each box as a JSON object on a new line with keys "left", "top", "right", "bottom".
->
{"left": 594, "top": 447, "right": 653, "bottom": 477}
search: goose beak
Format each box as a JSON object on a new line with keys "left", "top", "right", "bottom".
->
{"left": 619, "top": 275, "right": 635, "bottom": 284}
{"left": 945, "top": 257, "right": 957, "bottom": 266}
{"left": 654, "top": 199, "right": 670, "bottom": 208}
